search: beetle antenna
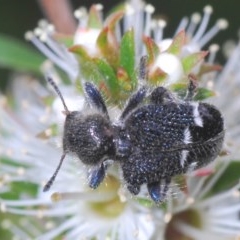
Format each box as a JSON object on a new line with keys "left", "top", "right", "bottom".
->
{"left": 46, "top": 77, "right": 70, "bottom": 115}
{"left": 43, "top": 153, "right": 66, "bottom": 192}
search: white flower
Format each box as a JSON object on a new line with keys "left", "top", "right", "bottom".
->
{"left": 1, "top": 1, "right": 240, "bottom": 240}
{"left": 211, "top": 42, "right": 240, "bottom": 158}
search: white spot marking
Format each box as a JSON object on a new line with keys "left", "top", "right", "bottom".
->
{"left": 180, "top": 150, "right": 189, "bottom": 167}
{"left": 183, "top": 127, "right": 192, "bottom": 144}
{"left": 191, "top": 102, "right": 203, "bottom": 127}
{"left": 188, "top": 162, "right": 198, "bottom": 173}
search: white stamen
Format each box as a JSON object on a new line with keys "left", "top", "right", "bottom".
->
{"left": 6, "top": 221, "right": 32, "bottom": 239}
{"left": 125, "top": 3, "right": 135, "bottom": 15}
{"left": 186, "top": 197, "right": 195, "bottom": 205}
{"left": 153, "top": 19, "right": 167, "bottom": 42}
{"left": 20, "top": 219, "right": 41, "bottom": 237}
{"left": 117, "top": 188, "right": 127, "bottom": 202}
{"left": 196, "top": 184, "right": 240, "bottom": 208}
{"left": 94, "top": 4, "right": 104, "bottom": 24}
{"left": 192, "top": 5, "right": 213, "bottom": 43}
{"left": 232, "top": 189, "right": 240, "bottom": 198}
{"left": 198, "top": 19, "right": 228, "bottom": 47}
{"left": 222, "top": 40, "right": 237, "bottom": 59}
{"left": 192, "top": 12, "right": 201, "bottom": 24}
{"left": 198, "top": 161, "right": 230, "bottom": 198}
{"left": 0, "top": 202, "right": 6, "bottom": 212}
{"left": 144, "top": 4, "right": 155, "bottom": 36}
{"left": 204, "top": 5, "right": 213, "bottom": 14}
{"left": 145, "top": 4, "right": 155, "bottom": 14}
{"left": 187, "top": 13, "right": 201, "bottom": 36}
{"left": 33, "top": 27, "right": 43, "bottom": 37}
{"left": 189, "top": 175, "right": 207, "bottom": 198}
{"left": 36, "top": 217, "right": 79, "bottom": 240}
{"left": 74, "top": 7, "right": 88, "bottom": 29}
{"left": 0, "top": 198, "right": 51, "bottom": 207}
{"left": 24, "top": 31, "right": 34, "bottom": 41}
{"left": 95, "top": 3, "right": 103, "bottom": 11}
{"left": 1, "top": 219, "right": 11, "bottom": 229}
{"left": 124, "top": 4, "right": 135, "bottom": 33}
{"left": 0, "top": 96, "right": 7, "bottom": 107}
{"left": 21, "top": 99, "right": 30, "bottom": 109}
{"left": 158, "top": 19, "right": 167, "bottom": 29}
{"left": 47, "top": 24, "right": 55, "bottom": 33}
{"left": 217, "top": 18, "right": 229, "bottom": 29}
{"left": 38, "top": 19, "right": 49, "bottom": 29}
{"left": 208, "top": 44, "right": 220, "bottom": 63}
{"left": 27, "top": 33, "right": 77, "bottom": 80}
{"left": 175, "top": 17, "right": 189, "bottom": 35}
{"left": 45, "top": 221, "right": 56, "bottom": 230}
{"left": 16, "top": 167, "right": 25, "bottom": 176}
{"left": 210, "top": 202, "right": 240, "bottom": 216}
{"left": 39, "top": 32, "right": 48, "bottom": 42}
{"left": 51, "top": 190, "right": 116, "bottom": 203}
{"left": 74, "top": 7, "right": 87, "bottom": 19}
{"left": 164, "top": 213, "right": 172, "bottom": 223}
{"left": 175, "top": 221, "right": 221, "bottom": 240}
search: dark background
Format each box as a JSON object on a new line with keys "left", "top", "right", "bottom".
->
{"left": 0, "top": 0, "right": 239, "bottom": 89}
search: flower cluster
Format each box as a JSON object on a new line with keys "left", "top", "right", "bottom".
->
{"left": 0, "top": 1, "right": 240, "bottom": 239}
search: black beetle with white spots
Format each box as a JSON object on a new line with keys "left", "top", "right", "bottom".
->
{"left": 43, "top": 75, "right": 224, "bottom": 203}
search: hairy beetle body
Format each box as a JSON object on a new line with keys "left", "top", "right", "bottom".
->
{"left": 44, "top": 78, "right": 224, "bottom": 203}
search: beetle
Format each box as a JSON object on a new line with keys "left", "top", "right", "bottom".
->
{"left": 43, "top": 77, "right": 224, "bottom": 203}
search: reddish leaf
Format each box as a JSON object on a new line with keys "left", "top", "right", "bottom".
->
{"left": 143, "top": 36, "right": 160, "bottom": 64}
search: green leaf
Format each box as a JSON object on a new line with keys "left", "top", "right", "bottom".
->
{"left": 69, "top": 44, "right": 91, "bottom": 60}
{"left": 119, "top": 29, "right": 136, "bottom": 91}
{"left": 170, "top": 82, "right": 188, "bottom": 97}
{"left": 194, "top": 87, "right": 216, "bottom": 100}
{"left": 116, "top": 67, "right": 133, "bottom": 100}
{"left": 96, "top": 27, "right": 119, "bottom": 67}
{"left": 0, "top": 34, "right": 45, "bottom": 73}
{"left": 182, "top": 51, "right": 208, "bottom": 74}
{"left": 93, "top": 58, "right": 119, "bottom": 99}
{"left": 167, "top": 30, "right": 186, "bottom": 55}
{"left": 208, "top": 161, "right": 240, "bottom": 195}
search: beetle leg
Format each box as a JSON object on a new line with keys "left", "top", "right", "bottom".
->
{"left": 147, "top": 181, "right": 162, "bottom": 203}
{"left": 84, "top": 82, "right": 109, "bottom": 119}
{"left": 120, "top": 87, "right": 147, "bottom": 120}
{"left": 147, "top": 178, "right": 171, "bottom": 203}
{"left": 88, "top": 163, "right": 107, "bottom": 189}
